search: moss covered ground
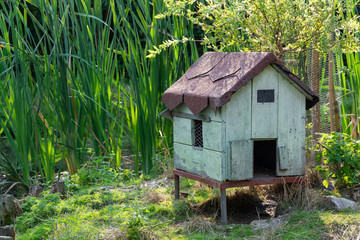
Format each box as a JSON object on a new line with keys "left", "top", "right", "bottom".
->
{"left": 14, "top": 163, "right": 360, "bottom": 239}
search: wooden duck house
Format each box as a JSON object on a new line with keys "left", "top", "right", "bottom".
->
{"left": 161, "top": 52, "right": 319, "bottom": 224}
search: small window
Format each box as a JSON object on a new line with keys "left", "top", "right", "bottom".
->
{"left": 257, "top": 89, "right": 275, "bottom": 103}
{"left": 193, "top": 120, "right": 203, "bottom": 148}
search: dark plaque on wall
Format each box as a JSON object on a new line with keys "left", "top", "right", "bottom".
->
{"left": 257, "top": 89, "right": 275, "bottom": 103}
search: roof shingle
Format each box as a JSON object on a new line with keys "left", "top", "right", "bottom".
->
{"left": 162, "top": 52, "right": 319, "bottom": 115}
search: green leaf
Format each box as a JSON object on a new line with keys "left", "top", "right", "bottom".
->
{"left": 322, "top": 180, "right": 329, "bottom": 189}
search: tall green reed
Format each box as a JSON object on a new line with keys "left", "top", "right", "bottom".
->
{"left": 331, "top": 0, "right": 360, "bottom": 138}
{"left": 338, "top": 53, "right": 360, "bottom": 138}
{"left": 0, "top": 1, "right": 56, "bottom": 186}
{"left": 0, "top": 0, "right": 127, "bottom": 184}
{"left": 116, "top": 0, "right": 199, "bottom": 174}
{"left": 31, "top": 0, "right": 128, "bottom": 172}
{"left": 0, "top": 0, "right": 201, "bottom": 185}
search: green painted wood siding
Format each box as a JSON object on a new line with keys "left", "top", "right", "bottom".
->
{"left": 229, "top": 140, "right": 253, "bottom": 180}
{"left": 222, "top": 66, "right": 306, "bottom": 180}
{"left": 173, "top": 104, "right": 225, "bottom": 181}
{"left": 173, "top": 116, "right": 192, "bottom": 145}
{"left": 175, "top": 104, "right": 223, "bottom": 122}
{"left": 174, "top": 143, "right": 223, "bottom": 181}
{"left": 172, "top": 65, "right": 306, "bottom": 181}
{"left": 251, "top": 67, "right": 278, "bottom": 139}
{"left": 203, "top": 121, "right": 223, "bottom": 152}
{"left": 278, "top": 146, "right": 289, "bottom": 170}
{"left": 277, "top": 73, "right": 306, "bottom": 176}
{"left": 222, "top": 83, "right": 252, "bottom": 180}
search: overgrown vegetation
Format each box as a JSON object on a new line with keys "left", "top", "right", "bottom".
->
{"left": 1, "top": 0, "right": 360, "bottom": 239}
{"left": 154, "top": 0, "right": 359, "bottom": 58}
{"left": 339, "top": 52, "right": 360, "bottom": 138}
{"left": 315, "top": 132, "right": 360, "bottom": 187}
{"left": 0, "top": 0, "right": 200, "bottom": 188}
{"left": 13, "top": 166, "right": 360, "bottom": 239}
{"left": 0, "top": 0, "right": 359, "bottom": 188}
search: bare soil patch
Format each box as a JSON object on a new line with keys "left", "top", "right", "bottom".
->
{"left": 193, "top": 187, "right": 280, "bottom": 224}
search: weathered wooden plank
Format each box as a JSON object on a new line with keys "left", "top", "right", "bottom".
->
{"left": 277, "top": 71, "right": 306, "bottom": 176}
{"left": 203, "top": 149, "right": 223, "bottom": 181}
{"left": 174, "top": 175, "right": 180, "bottom": 199}
{"left": 221, "top": 122, "right": 227, "bottom": 180}
{"left": 220, "top": 189, "right": 227, "bottom": 225}
{"left": 172, "top": 111, "right": 211, "bottom": 122}
{"left": 223, "top": 82, "right": 252, "bottom": 180}
{"left": 161, "top": 109, "right": 172, "bottom": 120}
{"left": 174, "top": 143, "right": 223, "bottom": 181}
{"left": 203, "top": 121, "right": 223, "bottom": 152}
{"left": 173, "top": 117, "right": 192, "bottom": 145}
{"left": 278, "top": 146, "right": 289, "bottom": 170}
{"left": 272, "top": 64, "right": 314, "bottom": 101}
{"left": 229, "top": 140, "right": 253, "bottom": 180}
{"left": 174, "top": 169, "right": 306, "bottom": 188}
{"left": 251, "top": 66, "right": 278, "bottom": 139}
{"left": 223, "top": 82, "right": 252, "bottom": 141}
{"left": 175, "top": 103, "right": 223, "bottom": 122}
{"left": 174, "top": 115, "right": 223, "bottom": 152}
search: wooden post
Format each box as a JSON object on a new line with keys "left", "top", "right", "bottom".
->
{"left": 174, "top": 174, "right": 180, "bottom": 200}
{"left": 220, "top": 188, "right": 227, "bottom": 225}
{"left": 329, "top": 52, "right": 335, "bottom": 132}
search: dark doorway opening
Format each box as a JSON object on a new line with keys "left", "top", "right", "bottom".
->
{"left": 253, "top": 140, "right": 277, "bottom": 178}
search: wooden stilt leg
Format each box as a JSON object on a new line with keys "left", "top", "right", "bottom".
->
{"left": 174, "top": 174, "right": 180, "bottom": 199}
{"left": 220, "top": 188, "right": 227, "bottom": 225}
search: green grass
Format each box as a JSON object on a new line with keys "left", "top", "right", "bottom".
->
{"left": 16, "top": 184, "right": 177, "bottom": 239}
{"left": 189, "top": 225, "right": 256, "bottom": 240}
{"left": 14, "top": 168, "right": 360, "bottom": 240}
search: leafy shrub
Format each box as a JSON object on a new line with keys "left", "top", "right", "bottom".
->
{"left": 20, "top": 197, "right": 38, "bottom": 213}
{"left": 72, "top": 157, "right": 135, "bottom": 186}
{"left": 120, "top": 169, "right": 136, "bottom": 181}
{"left": 315, "top": 132, "right": 360, "bottom": 187}
{"left": 72, "top": 157, "right": 119, "bottom": 186}
{"left": 16, "top": 193, "right": 61, "bottom": 233}
{"left": 126, "top": 213, "right": 145, "bottom": 239}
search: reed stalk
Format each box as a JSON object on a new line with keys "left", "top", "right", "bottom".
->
{"left": 116, "top": 0, "right": 199, "bottom": 174}
{"left": 338, "top": 53, "right": 360, "bottom": 138}
{"left": 0, "top": 0, "right": 201, "bottom": 184}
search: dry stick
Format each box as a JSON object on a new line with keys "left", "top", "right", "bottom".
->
{"left": 255, "top": 206, "right": 261, "bottom": 220}
{"left": 345, "top": 114, "right": 357, "bottom": 135}
{"left": 87, "top": 126, "right": 108, "bottom": 154}
{"left": 4, "top": 182, "right": 21, "bottom": 194}
{"left": 34, "top": 216, "right": 46, "bottom": 222}
{"left": 281, "top": 178, "right": 289, "bottom": 203}
{"left": 350, "top": 117, "right": 360, "bottom": 139}
{"left": 356, "top": 231, "right": 360, "bottom": 240}
{"left": 145, "top": 219, "right": 173, "bottom": 229}
{"left": 120, "top": 155, "right": 142, "bottom": 169}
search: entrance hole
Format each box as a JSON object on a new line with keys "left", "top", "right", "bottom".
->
{"left": 253, "top": 140, "right": 277, "bottom": 178}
